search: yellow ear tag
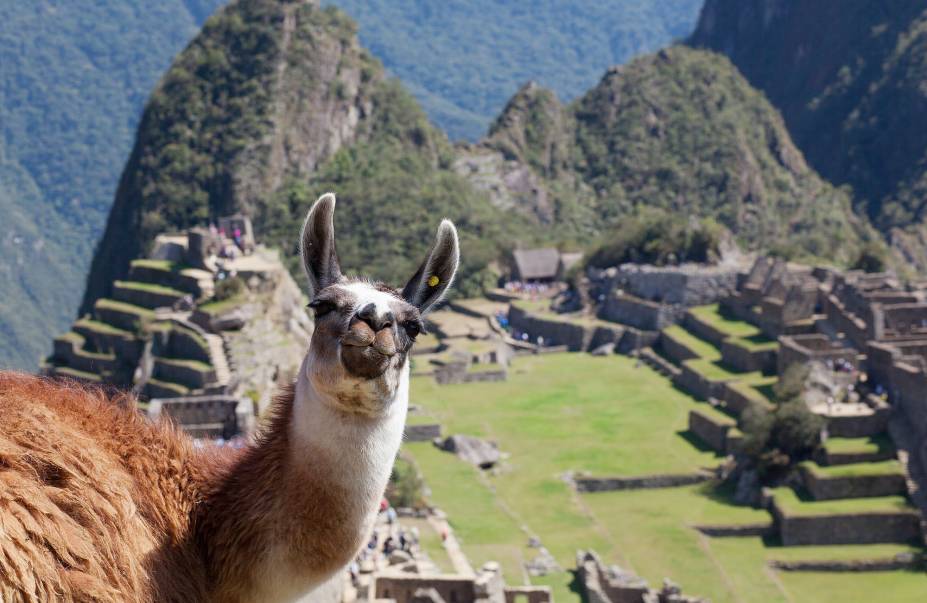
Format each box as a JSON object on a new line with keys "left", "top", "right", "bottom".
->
{"left": 427, "top": 275, "right": 440, "bottom": 287}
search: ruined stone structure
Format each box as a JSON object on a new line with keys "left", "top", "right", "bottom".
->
{"left": 575, "top": 550, "right": 705, "bottom": 603}
{"left": 44, "top": 217, "right": 310, "bottom": 437}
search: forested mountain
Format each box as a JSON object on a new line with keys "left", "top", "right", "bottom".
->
{"left": 82, "top": 0, "right": 877, "bottom": 324}
{"left": 81, "top": 0, "right": 526, "bottom": 313}
{"left": 459, "top": 47, "right": 877, "bottom": 264}
{"left": 0, "top": 0, "right": 226, "bottom": 369}
{"left": 690, "top": 0, "right": 927, "bottom": 269}
{"left": 1, "top": 0, "right": 703, "bottom": 369}
{"left": 326, "top": 0, "right": 704, "bottom": 140}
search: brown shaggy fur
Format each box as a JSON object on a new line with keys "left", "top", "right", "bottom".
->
{"left": 0, "top": 372, "right": 341, "bottom": 603}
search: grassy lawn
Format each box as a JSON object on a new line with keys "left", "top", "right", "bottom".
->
{"left": 74, "top": 318, "right": 133, "bottom": 337}
{"left": 663, "top": 325, "right": 721, "bottom": 360}
{"left": 771, "top": 487, "right": 915, "bottom": 516}
{"left": 95, "top": 298, "right": 155, "bottom": 319}
{"left": 401, "top": 516, "right": 455, "bottom": 573}
{"left": 404, "top": 353, "right": 926, "bottom": 602}
{"left": 692, "top": 405, "right": 737, "bottom": 426}
{"left": 684, "top": 357, "right": 742, "bottom": 381}
{"left": 199, "top": 294, "right": 247, "bottom": 316}
{"left": 52, "top": 366, "right": 102, "bottom": 382}
{"left": 823, "top": 434, "right": 895, "bottom": 456}
{"left": 802, "top": 460, "right": 905, "bottom": 478}
{"left": 115, "top": 280, "right": 185, "bottom": 296}
{"left": 130, "top": 258, "right": 177, "bottom": 271}
{"left": 727, "top": 335, "right": 778, "bottom": 352}
{"left": 510, "top": 300, "right": 618, "bottom": 329}
{"left": 406, "top": 354, "right": 728, "bottom": 600}
{"left": 154, "top": 357, "right": 213, "bottom": 372}
{"left": 690, "top": 304, "right": 763, "bottom": 339}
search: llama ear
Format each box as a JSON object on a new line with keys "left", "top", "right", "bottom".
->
{"left": 402, "top": 219, "right": 460, "bottom": 314}
{"left": 300, "top": 193, "right": 343, "bottom": 297}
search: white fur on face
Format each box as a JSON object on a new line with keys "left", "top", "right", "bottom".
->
{"left": 341, "top": 281, "right": 399, "bottom": 322}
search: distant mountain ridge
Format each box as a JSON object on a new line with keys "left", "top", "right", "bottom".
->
{"left": 326, "top": 0, "right": 704, "bottom": 140}
{"left": 690, "top": 0, "right": 927, "bottom": 269}
{"left": 459, "top": 48, "right": 876, "bottom": 264}
{"left": 0, "top": 0, "right": 227, "bottom": 369}
{"left": 81, "top": 0, "right": 878, "bottom": 323}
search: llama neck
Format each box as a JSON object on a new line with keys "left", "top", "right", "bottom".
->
{"left": 201, "top": 358, "right": 409, "bottom": 603}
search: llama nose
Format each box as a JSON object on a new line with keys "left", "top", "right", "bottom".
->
{"left": 356, "top": 303, "right": 394, "bottom": 331}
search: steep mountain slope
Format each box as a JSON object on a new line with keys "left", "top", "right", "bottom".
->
{"left": 690, "top": 0, "right": 927, "bottom": 268}
{"left": 0, "top": 0, "right": 226, "bottom": 369}
{"left": 82, "top": 0, "right": 522, "bottom": 312}
{"left": 326, "top": 0, "right": 703, "bottom": 140}
{"left": 460, "top": 47, "right": 877, "bottom": 264}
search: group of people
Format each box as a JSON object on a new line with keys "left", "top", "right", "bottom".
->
{"left": 208, "top": 223, "right": 250, "bottom": 260}
{"left": 349, "top": 500, "right": 423, "bottom": 584}
{"left": 503, "top": 280, "right": 551, "bottom": 297}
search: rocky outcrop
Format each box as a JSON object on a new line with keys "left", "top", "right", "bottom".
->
{"left": 437, "top": 435, "right": 501, "bottom": 469}
{"left": 82, "top": 0, "right": 382, "bottom": 312}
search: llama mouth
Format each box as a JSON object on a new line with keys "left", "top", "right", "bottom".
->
{"left": 341, "top": 327, "right": 397, "bottom": 357}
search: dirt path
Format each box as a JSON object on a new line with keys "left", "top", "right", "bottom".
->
{"left": 427, "top": 514, "right": 475, "bottom": 577}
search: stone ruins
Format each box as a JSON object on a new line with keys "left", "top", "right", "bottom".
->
{"left": 44, "top": 218, "right": 311, "bottom": 439}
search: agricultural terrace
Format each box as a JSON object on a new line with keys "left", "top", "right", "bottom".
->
{"left": 403, "top": 353, "right": 927, "bottom": 603}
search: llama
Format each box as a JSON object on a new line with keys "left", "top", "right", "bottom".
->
{"left": 0, "top": 192, "right": 459, "bottom": 603}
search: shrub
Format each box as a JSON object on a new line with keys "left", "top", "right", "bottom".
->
{"left": 852, "top": 240, "right": 888, "bottom": 273}
{"left": 773, "top": 364, "right": 809, "bottom": 402}
{"left": 386, "top": 456, "right": 425, "bottom": 508}
{"left": 585, "top": 209, "right": 722, "bottom": 269}
{"left": 213, "top": 276, "right": 245, "bottom": 302}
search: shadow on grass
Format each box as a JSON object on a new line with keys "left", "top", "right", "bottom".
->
{"left": 675, "top": 429, "right": 718, "bottom": 454}
{"left": 567, "top": 569, "right": 589, "bottom": 603}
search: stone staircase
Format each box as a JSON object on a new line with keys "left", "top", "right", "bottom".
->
{"left": 637, "top": 347, "right": 681, "bottom": 379}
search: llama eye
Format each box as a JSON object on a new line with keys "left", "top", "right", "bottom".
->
{"left": 403, "top": 321, "right": 423, "bottom": 339}
{"left": 308, "top": 299, "right": 336, "bottom": 318}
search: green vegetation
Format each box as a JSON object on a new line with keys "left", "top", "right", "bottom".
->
{"left": 199, "top": 295, "right": 248, "bottom": 317}
{"left": 213, "top": 277, "right": 246, "bottom": 303}
{"left": 689, "top": 304, "right": 763, "bottom": 339}
{"left": 684, "top": 358, "right": 741, "bottom": 382}
{"left": 130, "top": 259, "right": 177, "bottom": 272}
{"left": 52, "top": 366, "right": 103, "bottom": 383}
{"left": 802, "top": 460, "right": 905, "bottom": 479}
{"left": 74, "top": 319, "right": 133, "bottom": 338}
{"left": 154, "top": 357, "right": 213, "bottom": 373}
{"left": 692, "top": 405, "right": 737, "bottom": 427}
{"left": 94, "top": 299, "right": 155, "bottom": 320}
{"left": 407, "top": 354, "right": 924, "bottom": 602}
{"left": 0, "top": 0, "right": 224, "bottom": 370}
{"left": 691, "top": 1, "right": 927, "bottom": 273}
{"left": 386, "top": 455, "right": 425, "bottom": 509}
{"left": 770, "top": 488, "right": 914, "bottom": 517}
{"left": 823, "top": 434, "right": 895, "bottom": 456}
{"left": 586, "top": 210, "right": 722, "bottom": 268}
{"left": 327, "top": 0, "right": 703, "bottom": 140}
{"left": 114, "top": 280, "right": 185, "bottom": 297}
{"left": 662, "top": 325, "right": 721, "bottom": 360}
{"left": 145, "top": 377, "right": 190, "bottom": 396}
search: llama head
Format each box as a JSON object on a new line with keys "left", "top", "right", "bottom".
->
{"left": 300, "top": 193, "right": 459, "bottom": 415}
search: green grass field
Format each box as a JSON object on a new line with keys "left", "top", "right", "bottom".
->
{"left": 823, "top": 434, "right": 895, "bottom": 456}
{"left": 689, "top": 304, "right": 763, "bottom": 339}
{"left": 663, "top": 325, "right": 721, "bottom": 360}
{"left": 405, "top": 354, "right": 927, "bottom": 602}
{"left": 802, "top": 460, "right": 905, "bottom": 479}
{"left": 771, "top": 487, "right": 915, "bottom": 516}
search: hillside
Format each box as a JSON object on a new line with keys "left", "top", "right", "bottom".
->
{"left": 84, "top": 2, "right": 883, "bottom": 324}
{"left": 81, "top": 0, "right": 523, "bottom": 313}
{"left": 326, "top": 0, "right": 703, "bottom": 141}
{"left": 0, "top": 0, "right": 226, "bottom": 369}
{"left": 459, "top": 47, "right": 877, "bottom": 264}
{"left": 690, "top": 0, "right": 927, "bottom": 268}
